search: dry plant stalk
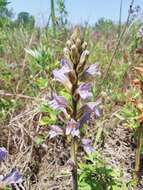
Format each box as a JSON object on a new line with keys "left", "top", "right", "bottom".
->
{"left": 131, "top": 65, "right": 143, "bottom": 181}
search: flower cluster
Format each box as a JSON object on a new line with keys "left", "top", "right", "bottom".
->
{"left": 0, "top": 147, "right": 22, "bottom": 189}
{"left": 48, "top": 27, "right": 101, "bottom": 154}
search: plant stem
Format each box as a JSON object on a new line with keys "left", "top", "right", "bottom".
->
{"left": 71, "top": 81, "right": 78, "bottom": 190}
{"left": 71, "top": 137, "right": 78, "bottom": 190}
{"left": 134, "top": 123, "right": 143, "bottom": 180}
{"left": 118, "top": 0, "right": 122, "bottom": 38}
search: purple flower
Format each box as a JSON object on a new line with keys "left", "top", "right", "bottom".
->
{"left": 85, "top": 64, "right": 101, "bottom": 76}
{"left": 61, "top": 59, "right": 67, "bottom": 66}
{"left": 49, "top": 94, "right": 68, "bottom": 111}
{"left": 81, "top": 99, "right": 101, "bottom": 117}
{"left": 76, "top": 83, "right": 92, "bottom": 99}
{"left": 2, "top": 168, "right": 22, "bottom": 185}
{"left": 53, "top": 60, "right": 73, "bottom": 91}
{"left": 60, "top": 59, "right": 73, "bottom": 73}
{"left": 60, "top": 59, "right": 71, "bottom": 68}
{"left": 80, "top": 64, "right": 100, "bottom": 81}
{"left": 82, "top": 139, "right": 95, "bottom": 154}
{"left": 78, "top": 112, "right": 90, "bottom": 127}
{"left": 66, "top": 119, "right": 80, "bottom": 137}
{"left": 0, "top": 147, "right": 8, "bottom": 161}
{"left": 48, "top": 94, "right": 70, "bottom": 117}
{"left": 53, "top": 69, "right": 72, "bottom": 91}
{"left": 49, "top": 125, "right": 64, "bottom": 138}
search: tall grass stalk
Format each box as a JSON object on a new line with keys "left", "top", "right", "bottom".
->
{"left": 50, "top": 0, "right": 56, "bottom": 36}
{"left": 118, "top": 0, "right": 123, "bottom": 37}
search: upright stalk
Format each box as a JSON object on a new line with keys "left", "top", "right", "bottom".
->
{"left": 50, "top": 0, "right": 56, "bottom": 36}
{"left": 135, "top": 123, "right": 143, "bottom": 180}
{"left": 71, "top": 137, "right": 78, "bottom": 190}
{"left": 71, "top": 79, "right": 78, "bottom": 190}
{"left": 118, "top": 0, "right": 122, "bottom": 38}
{"left": 132, "top": 67, "right": 143, "bottom": 187}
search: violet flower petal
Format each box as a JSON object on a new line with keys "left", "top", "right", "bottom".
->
{"left": 71, "top": 128, "right": 80, "bottom": 138}
{"left": 77, "top": 83, "right": 92, "bottom": 99}
{"left": 65, "top": 125, "right": 72, "bottom": 136}
{"left": 81, "top": 99, "right": 101, "bottom": 117}
{"left": 84, "top": 145, "right": 95, "bottom": 154}
{"left": 49, "top": 125, "right": 64, "bottom": 138}
{"left": 79, "top": 112, "right": 90, "bottom": 128}
{"left": 86, "top": 102, "right": 101, "bottom": 117}
{"left": 2, "top": 168, "right": 22, "bottom": 184}
{"left": 82, "top": 138, "right": 95, "bottom": 154}
{"left": 61, "top": 58, "right": 68, "bottom": 66}
{"left": 49, "top": 94, "right": 68, "bottom": 110}
{"left": 80, "top": 64, "right": 101, "bottom": 82}
{"left": 0, "top": 147, "right": 8, "bottom": 161}
{"left": 60, "top": 59, "right": 72, "bottom": 70}
{"left": 86, "top": 64, "right": 101, "bottom": 76}
{"left": 48, "top": 94, "right": 69, "bottom": 118}
{"left": 66, "top": 119, "right": 80, "bottom": 137}
{"left": 53, "top": 69, "right": 72, "bottom": 91}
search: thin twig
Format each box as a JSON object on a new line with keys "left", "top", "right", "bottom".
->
{"left": 0, "top": 91, "right": 45, "bottom": 101}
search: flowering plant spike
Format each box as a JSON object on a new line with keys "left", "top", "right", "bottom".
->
{"left": 48, "top": 27, "right": 100, "bottom": 190}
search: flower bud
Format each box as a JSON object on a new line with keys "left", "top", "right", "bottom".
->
{"left": 71, "top": 44, "right": 80, "bottom": 65}
{"left": 66, "top": 40, "right": 72, "bottom": 49}
{"left": 71, "top": 44, "right": 77, "bottom": 52}
{"left": 80, "top": 50, "right": 89, "bottom": 65}
{"left": 76, "top": 50, "right": 89, "bottom": 73}
{"left": 64, "top": 47, "right": 70, "bottom": 60}
{"left": 76, "top": 38, "right": 82, "bottom": 51}
{"left": 70, "top": 27, "right": 81, "bottom": 42}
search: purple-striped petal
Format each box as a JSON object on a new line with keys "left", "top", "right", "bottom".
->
{"left": 53, "top": 69, "right": 72, "bottom": 91}
{"left": 60, "top": 59, "right": 72, "bottom": 69}
{"left": 80, "top": 64, "right": 101, "bottom": 81}
{"left": 49, "top": 94, "right": 68, "bottom": 110}
{"left": 49, "top": 125, "right": 64, "bottom": 138}
{"left": 86, "top": 102, "right": 101, "bottom": 117}
{"left": 86, "top": 64, "right": 101, "bottom": 76}
{"left": 66, "top": 119, "right": 80, "bottom": 137}
{"left": 81, "top": 99, "right": 101, "bottom": 117}
{"left": 79, "top": 112, "right": 90, "bottom": 127}
{"left": 2, "top": 168, "right": 22, "bottom": 184}
{"left": 0, "top": 147, "right": 8, "bottom": 161}
{"left": 71, "top": 128, "right": 80, "bottom": 137}
{"left": 82, "top": 139, "right": 95, "bottom": 154}
{"left": 76, "top": 83, "right": 92, "bottom": 99}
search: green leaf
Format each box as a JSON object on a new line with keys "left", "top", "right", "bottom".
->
{"left": 35, "top": 77, "right": 48, "bottom": 89}
{"left": 35, "top": 136, "right": 45, "bottom": 145}
{"left": 39, "top": 116, "right": 49, "bottom": 125}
